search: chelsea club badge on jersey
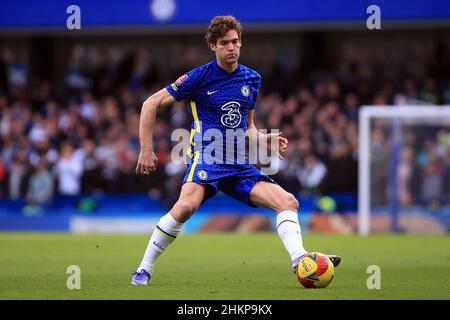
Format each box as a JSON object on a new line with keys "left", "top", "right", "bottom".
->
{"left": 241, "top": 85, "right": 250, "bottom": 97}
{"left": 197, "top": 170, "right": 208, "bottom": 180}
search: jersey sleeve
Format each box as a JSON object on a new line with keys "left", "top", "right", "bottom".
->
{"left": 249, "top": 75, "right": 261, "bottom": 110}
{"left": 166, "top": 68, "right": 202, "bottom": 101}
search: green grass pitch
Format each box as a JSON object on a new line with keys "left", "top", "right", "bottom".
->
{"left": 0, "top": 233, "right": 449, "bottom": 300}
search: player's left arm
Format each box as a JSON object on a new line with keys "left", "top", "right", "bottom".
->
{"left": 247, "top": 109, "right": 288, "bottom": 160}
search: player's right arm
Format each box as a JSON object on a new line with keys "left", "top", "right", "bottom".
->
{"left": 136, "top": 69, "right": 201, "bottom": 175}
{"left": 135, "top": 88, "right": 175, "bottom": 175}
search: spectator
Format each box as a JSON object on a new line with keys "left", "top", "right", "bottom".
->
{"left": 78, "top": 138, "right": 104, "bottom": 193}
{"left": 0, "top": 158, "right": 6, "bottom": 197}
{"left": 397, "top": 146, "right": 414, "bottom": 207}
{"left": 421, "top": 148, "right": 443, "bottom": 207}
{"left": 8, "top": 153, "right": 30, "bottom": 200}
{"left": 296, "top": 153, "right": 327, "bottom": 193}
{"left": 53, "top": 142, "right": 83, "bottom": 196}
{"left": 26, "top": 159, "right": 54, "bottom": 205}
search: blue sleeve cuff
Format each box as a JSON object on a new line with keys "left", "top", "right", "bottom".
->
{"left": 165, "top": 84, "right": 182, "bottom": 101}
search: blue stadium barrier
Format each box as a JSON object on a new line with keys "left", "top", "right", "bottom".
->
{"left": 2, "top": 0, "right": 450, "bottom": 29}
{"left": 0, "top": 193, "right": 352, "bottom": 232}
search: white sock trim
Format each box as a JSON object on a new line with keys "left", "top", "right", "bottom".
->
{"left": 276, "top": 210, "right": 299, "bottom": 229}
{"left": 158, "top": 213, "right": 184, "bottom": 237}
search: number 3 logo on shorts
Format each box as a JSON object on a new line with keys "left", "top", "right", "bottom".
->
{"left": 220, "top": 101, "right": 241, "bottom": 128}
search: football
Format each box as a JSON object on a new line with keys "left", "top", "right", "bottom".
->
{"left": 296, "top": 252, "right": 335, "bottom": 288}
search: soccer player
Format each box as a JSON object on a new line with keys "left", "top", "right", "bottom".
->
{"left": 132, "top": 16, "right": 340, "bottom": 286}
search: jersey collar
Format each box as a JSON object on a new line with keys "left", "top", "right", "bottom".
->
{"left": 213, "top": 60, "right": 240, "bottom": 76}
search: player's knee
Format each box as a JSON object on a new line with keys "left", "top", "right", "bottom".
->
{"left": 284, "top": 193, "right": 299, "bottom": 212}
{"left": 176, "top": 201, "right": 198, "bottom": 220}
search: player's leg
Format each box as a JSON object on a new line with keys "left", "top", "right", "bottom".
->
{"left": 132, "top": 182, "right": 207, "bottom": 285}
{"left": 249, "top": 181, "right": 341, "bottom": 270}
{"left": 249, "top": 181, "right": 308, "bottom": 267}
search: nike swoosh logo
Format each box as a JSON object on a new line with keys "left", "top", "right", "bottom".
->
{"left": 207, "top": 90, "right": 219, "bottom": 95}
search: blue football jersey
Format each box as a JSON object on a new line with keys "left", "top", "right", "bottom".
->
{"left": 166, "top": 60, "right": 261, "bottom": 165}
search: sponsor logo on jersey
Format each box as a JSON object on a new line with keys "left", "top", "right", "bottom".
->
{"left": 220, "top": 101, "right": 242, "bottom": 128}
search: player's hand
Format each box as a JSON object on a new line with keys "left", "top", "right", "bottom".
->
{"left": 135, "top": 149, "right": 158, "bottom": 175}
{"left": 266, "top": 132, "right": 288, "bottom": 160}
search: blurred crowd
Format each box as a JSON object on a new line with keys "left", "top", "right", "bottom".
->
{"left": 0, "top": 35, "right": 450, "bottom": 210}
{"left": 371, "top": 126, "right": 450, "bottom": 208}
